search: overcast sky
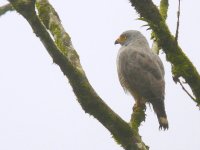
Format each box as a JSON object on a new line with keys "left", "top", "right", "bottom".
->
{"left": 0, "top": 0, "right": 200, "bottom": 150}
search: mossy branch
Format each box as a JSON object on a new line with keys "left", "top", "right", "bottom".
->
{"left": 8, "top": 0, "right": 148, "bottom": 149}
{"left": 160, "top": 0, "right": 169, "bottom": 20}
{"left": 0, "top": 3, "right": 13, "bottom": 16}
{"left": 130, "top": 104, "right": 146, "bottom": 132}
{"left": 129, "top": 0, "right": 200, "bottom": 105}
{"left": 151, "top": 0, "right": 168, "bottom": 54}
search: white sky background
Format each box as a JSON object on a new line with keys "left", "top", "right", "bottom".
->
{"left": 0, "top": 0, "right": 200, "bottom": 150}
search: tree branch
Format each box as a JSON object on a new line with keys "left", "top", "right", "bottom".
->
{"left": 173, "top": 77, "right": 196, "bottom": 101}
{"left": 175, "top": 0, "right": 181, "bottom": 42}
{"left": 8, "top": 0, "right": 148, "bottom": 149}
{"left": 129, "top": 0, "right": 200, "bottom": 105}
{"left": 152, "top": 0, "right": 168, "bottom": 54}
{"left": 160, "top": 0, "right": 169, "bottom": 20}
{"left": 0, "top": 3, "right": 13, "bottom": 16}
{"left": 130, "top": 103, "right": 146, "bottom": 132}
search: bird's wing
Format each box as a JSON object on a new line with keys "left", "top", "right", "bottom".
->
{"left": 153, "top": 54, "right": 165, "bottom": 76}
{"left": 119, "top": 46, "right": 165, "bottom": 100}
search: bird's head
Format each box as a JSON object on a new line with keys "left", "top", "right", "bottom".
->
{"left": 115, "top": 30, "right": 142, "bottom": 46}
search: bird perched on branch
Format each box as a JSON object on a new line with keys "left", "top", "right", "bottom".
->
{"left": 115, "top": 30, "right": 168, "bottom": 129}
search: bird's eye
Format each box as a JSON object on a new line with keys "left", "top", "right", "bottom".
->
{"left": 120, "top": 35, "right": 127, "bottom": 42}
{"left": 115, "top": 34, "right": 127, "bottom": 45}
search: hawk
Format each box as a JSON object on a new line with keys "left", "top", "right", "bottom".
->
{"left": 115, "top": 30, "right": 168, "bottom": 129}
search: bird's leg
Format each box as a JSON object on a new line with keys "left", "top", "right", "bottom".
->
{"left": 133, "top": 98, "right": 146, "bottom": 111}
{"left": 130, "top": 96, "right": 146, "bottom": 131}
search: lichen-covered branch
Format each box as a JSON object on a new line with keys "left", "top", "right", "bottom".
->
{"left": 130, "top": 104, "right": 146, "bottom": 132}
{"left": 129, "top": 0, "right": 200, "bottom": 105}
{"left": 0, "top": 3, "right": 13, "bottom": 16}
{"left": 159, "top": 0, "right": 169, "bottom": 20}
{"left": 152, "top": 0, "right": 168, "bottom": 54}
{"left": 8, "top": 0, "right": 148, "bottom": 149}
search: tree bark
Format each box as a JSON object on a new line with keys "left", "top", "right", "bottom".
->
{"left": 8, "top": 0, "right": 149, "bottom": 149}
{"left": 4, "top": 0, "right": 200, "bottom": 150}
{"left": 129, "top": 0, "right": 200, "bottom": 105}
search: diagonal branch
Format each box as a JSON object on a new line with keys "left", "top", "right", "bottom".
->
{"left": 160, "top": 0, "right": 169, "bottom": 20}
{"left": 8, "top": 0, "right": 148, "bottom": 149}
{"left": 129, "top": 0, "right": 200, "bottom": 105}
{"left": 0, "top": 3, "right": 13, "bottom": 16}
{"left": 175, "top": 0, "right": 181, "bottom": 42}
{"left": 151, "top": 0, "right": 168, "bottom": 54}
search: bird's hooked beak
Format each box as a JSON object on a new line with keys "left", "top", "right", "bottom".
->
{"left": 114, "top": 38, "right": 120, "bottom": 45}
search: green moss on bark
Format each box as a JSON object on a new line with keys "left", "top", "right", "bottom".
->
{"left": 129, "top": 0, "right": 200, "bottom": 104}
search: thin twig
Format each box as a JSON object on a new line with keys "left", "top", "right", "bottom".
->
{"left": 175, "top": 0, "right": 181, "bottom": 42}
{"left": 174, "top": 1, "right": 196, "bottom": 101}
{"left": 175, "top": 78, "right": 196, "bottom": 101}
{"left": 179, "top": 81, "right": 196, "bottom": 101}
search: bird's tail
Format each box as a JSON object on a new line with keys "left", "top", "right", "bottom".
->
{"left": 152, "top": 100, "right": 169, "bottom": 130}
